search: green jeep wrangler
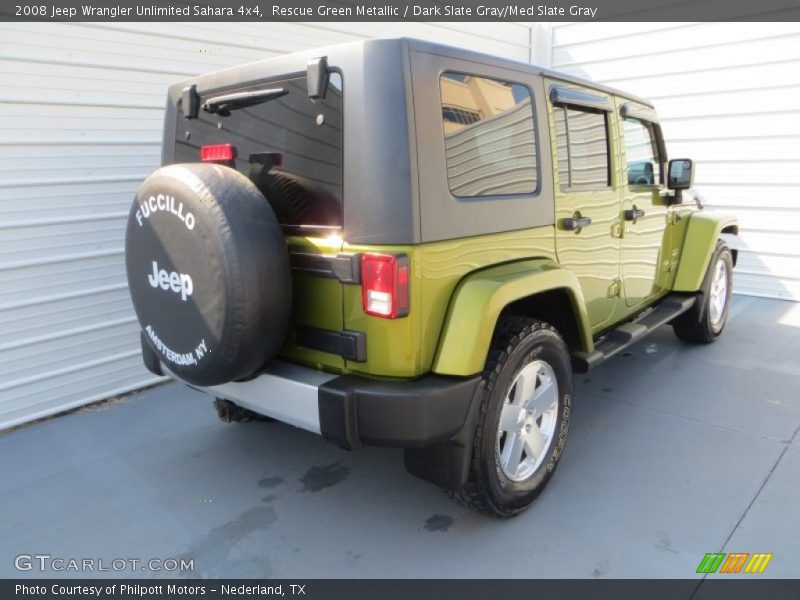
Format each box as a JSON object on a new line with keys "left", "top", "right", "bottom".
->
{"left": 125, "top": 38, "right": 738, "bottom": 517}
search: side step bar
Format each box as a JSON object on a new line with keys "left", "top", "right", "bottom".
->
{"left": 571, "top": 294, "right": 696, "bottom": 373}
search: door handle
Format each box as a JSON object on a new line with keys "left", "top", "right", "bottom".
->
{"left": 624, "top": 207, "right": 646, "bottom": 221}
{"left": 563, "top": 216, "right": 592, "bottom": 231}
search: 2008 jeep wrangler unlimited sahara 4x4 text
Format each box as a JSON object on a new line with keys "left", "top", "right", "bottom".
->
{"left": 125, "top": 38, "right": 738, "bottom": 517}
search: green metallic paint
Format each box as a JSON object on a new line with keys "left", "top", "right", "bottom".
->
{"left": 614, "top": 96, "right": 673, "bottom": 310}
{"left": 342, "top": 227, "right": 558, "bottom": 378}
{"left": 545, "top": 79, "right": 623, "bottom": 332}
{"left": 432, "top": 259, "right": 592, "bottom": 376}
{"left": 278, "top": 235, "right": 346, "bottom": 372}
{"left": 672, "top": 211, "right": 738, "bottom": 292}
{"left": 278, "top": 81, "right": 736, "bottom": 382}
{"left": 278, "top": 202, "right": 733, "bottom": 381}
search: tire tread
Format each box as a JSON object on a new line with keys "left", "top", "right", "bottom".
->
{"left": 673, "top": 240, "right": 732, "bottom": 344}
{"left": 448, "top": 316, "right": 566, "bottom": 518}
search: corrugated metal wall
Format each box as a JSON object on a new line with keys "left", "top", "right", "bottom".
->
{"left": 549, "top": 22, "right": 800, "bottom": 301}
{"left": 0, "top": 22, "right": 533, "bottom": 429}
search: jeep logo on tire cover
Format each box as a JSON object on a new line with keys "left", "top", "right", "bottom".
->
{"left": 148, "top": 260, "right": 194, "bottom": 301}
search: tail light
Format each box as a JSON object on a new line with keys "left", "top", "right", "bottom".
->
{"left": 361, "top": 253, "right": 409, "bottom": 319}
{"left": 201, "top": 144, "right": 237, "bottom": 165}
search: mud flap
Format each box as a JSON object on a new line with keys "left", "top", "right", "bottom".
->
{"left": 403, "top": 380, "right": 485, "bottom": 490}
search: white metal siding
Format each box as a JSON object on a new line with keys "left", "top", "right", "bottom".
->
{"left": 550, "top": 22, "right": 800, "bottom": 301}
{"left": 0, "top": 22, "right": 533, "bottom": 429}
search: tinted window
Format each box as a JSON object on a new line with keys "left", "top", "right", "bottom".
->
{"left": 554, "top": 106, "right": 610, "bottom": 189}
{"left": 175, "top": 74, "right": 343, "bottom": 227}
{"left": 623, "top": 118, "right": 662, "bottom": 186}
{"left": 440, "top": 72, "right": 538, "bottom": 197}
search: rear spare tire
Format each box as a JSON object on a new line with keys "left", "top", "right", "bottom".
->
{"left": 125, "top": 163, "right": 291, "bottom": 386}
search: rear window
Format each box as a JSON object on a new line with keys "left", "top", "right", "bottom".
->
{"left": 174, "top": 74, "right": 343, "bottom": 228}
{"left": 439, "top": 72, "right": 538, "bottom": 197}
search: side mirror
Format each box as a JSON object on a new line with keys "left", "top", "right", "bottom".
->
{"left": 668, "top": 158, "right": 694, "bottom": 190}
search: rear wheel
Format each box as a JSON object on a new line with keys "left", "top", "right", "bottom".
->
{"left": 450, "top": 316, "right": 572, "bottom": 518}
{"left": 673, "top": 241, "right": 733, "bottom": 344}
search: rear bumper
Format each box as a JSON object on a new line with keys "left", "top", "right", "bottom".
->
{"left": 153, "top": 348, "right": 481, "bottom": 450}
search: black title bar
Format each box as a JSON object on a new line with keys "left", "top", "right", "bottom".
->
{"left": 3, "top": 0, "right": 800, "bottom": 21}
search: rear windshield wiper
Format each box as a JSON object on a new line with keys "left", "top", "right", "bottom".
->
{"left": 203, "top": 88, "right": 288, "bottom": 116}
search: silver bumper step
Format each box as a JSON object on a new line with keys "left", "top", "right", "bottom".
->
{"left": 175, "top": 361, "right": 337, "bottom": 434}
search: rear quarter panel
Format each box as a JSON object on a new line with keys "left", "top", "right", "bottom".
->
{"left": 432, "top": 258, "right": 591, "bottom": 376}
{"left": 343, "top": 227, "right": 556, "bottom": 378}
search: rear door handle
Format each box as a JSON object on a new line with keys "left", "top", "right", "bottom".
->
{"left": 624, "top": 207, "right": 646, "bottom": 221}
{"left": 563, "top": 216, "right": 593, "bottom": 231}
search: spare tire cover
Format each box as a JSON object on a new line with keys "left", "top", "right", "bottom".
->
{"left": 125, "top": 163, "right": 291, "bottom": 386}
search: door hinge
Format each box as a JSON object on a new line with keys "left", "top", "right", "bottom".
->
{"left": 608, "top": 278, "right": 622, "bottom": 298}
{"left": 667, "top": 211, "right": 684, "bottom": 225}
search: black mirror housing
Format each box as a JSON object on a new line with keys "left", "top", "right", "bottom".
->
{"left": 306, "top": 56, "right": 329, "bottom": 100}
{"left": 668, "top": 158, "right": 694, "bottom": 190}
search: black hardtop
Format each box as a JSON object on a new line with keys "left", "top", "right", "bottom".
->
{"left": 170, "top": 37, "right": 654, "bottom": 109}
{"left": 162, "top": 38, "right": 654, "bottom": 245}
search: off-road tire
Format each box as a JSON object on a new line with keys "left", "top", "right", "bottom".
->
{"left": 258, "top": 171, "right": 340, "bottom": 226}
{"left": 672, "top": 240, "right": 733, "bottom": 344}
{"left": 449, "top": 316, "right": 572, "bottom": 518}
{"left": 125, "top": 163, "right": 291, "bottom": 386}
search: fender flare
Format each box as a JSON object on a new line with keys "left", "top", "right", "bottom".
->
{"left": 431, "top": 259, "right": 591, "bottom": 376}
{"left": 673, "top": 212, "right": 739, "bottom": 292}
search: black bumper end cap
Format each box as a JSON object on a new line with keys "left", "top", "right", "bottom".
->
{"left": 318, "top": 373, "right": 482, "bottom": 451}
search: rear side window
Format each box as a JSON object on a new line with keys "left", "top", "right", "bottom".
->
{"left": 553, "top": 106, "right": 610, "bottom": 189}
{"left": 622, "top": 118, "right": 662, "bottom": 186}
{"left": 440, "top": 72, "right": 538, "bottom": 197}
{"left": 175, "top": 74, "right": 343, "bottom": 228}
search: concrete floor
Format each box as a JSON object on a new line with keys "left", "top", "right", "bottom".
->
{"left": 1, "top": 296, "right": 799, "bottom": 579}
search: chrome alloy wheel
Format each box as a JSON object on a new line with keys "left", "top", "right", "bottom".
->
{"left": 496, "top": 360, "right": 559, "bottom": 482}
{"left": 708, "top": 257, "right": 729, "bottom": 327}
